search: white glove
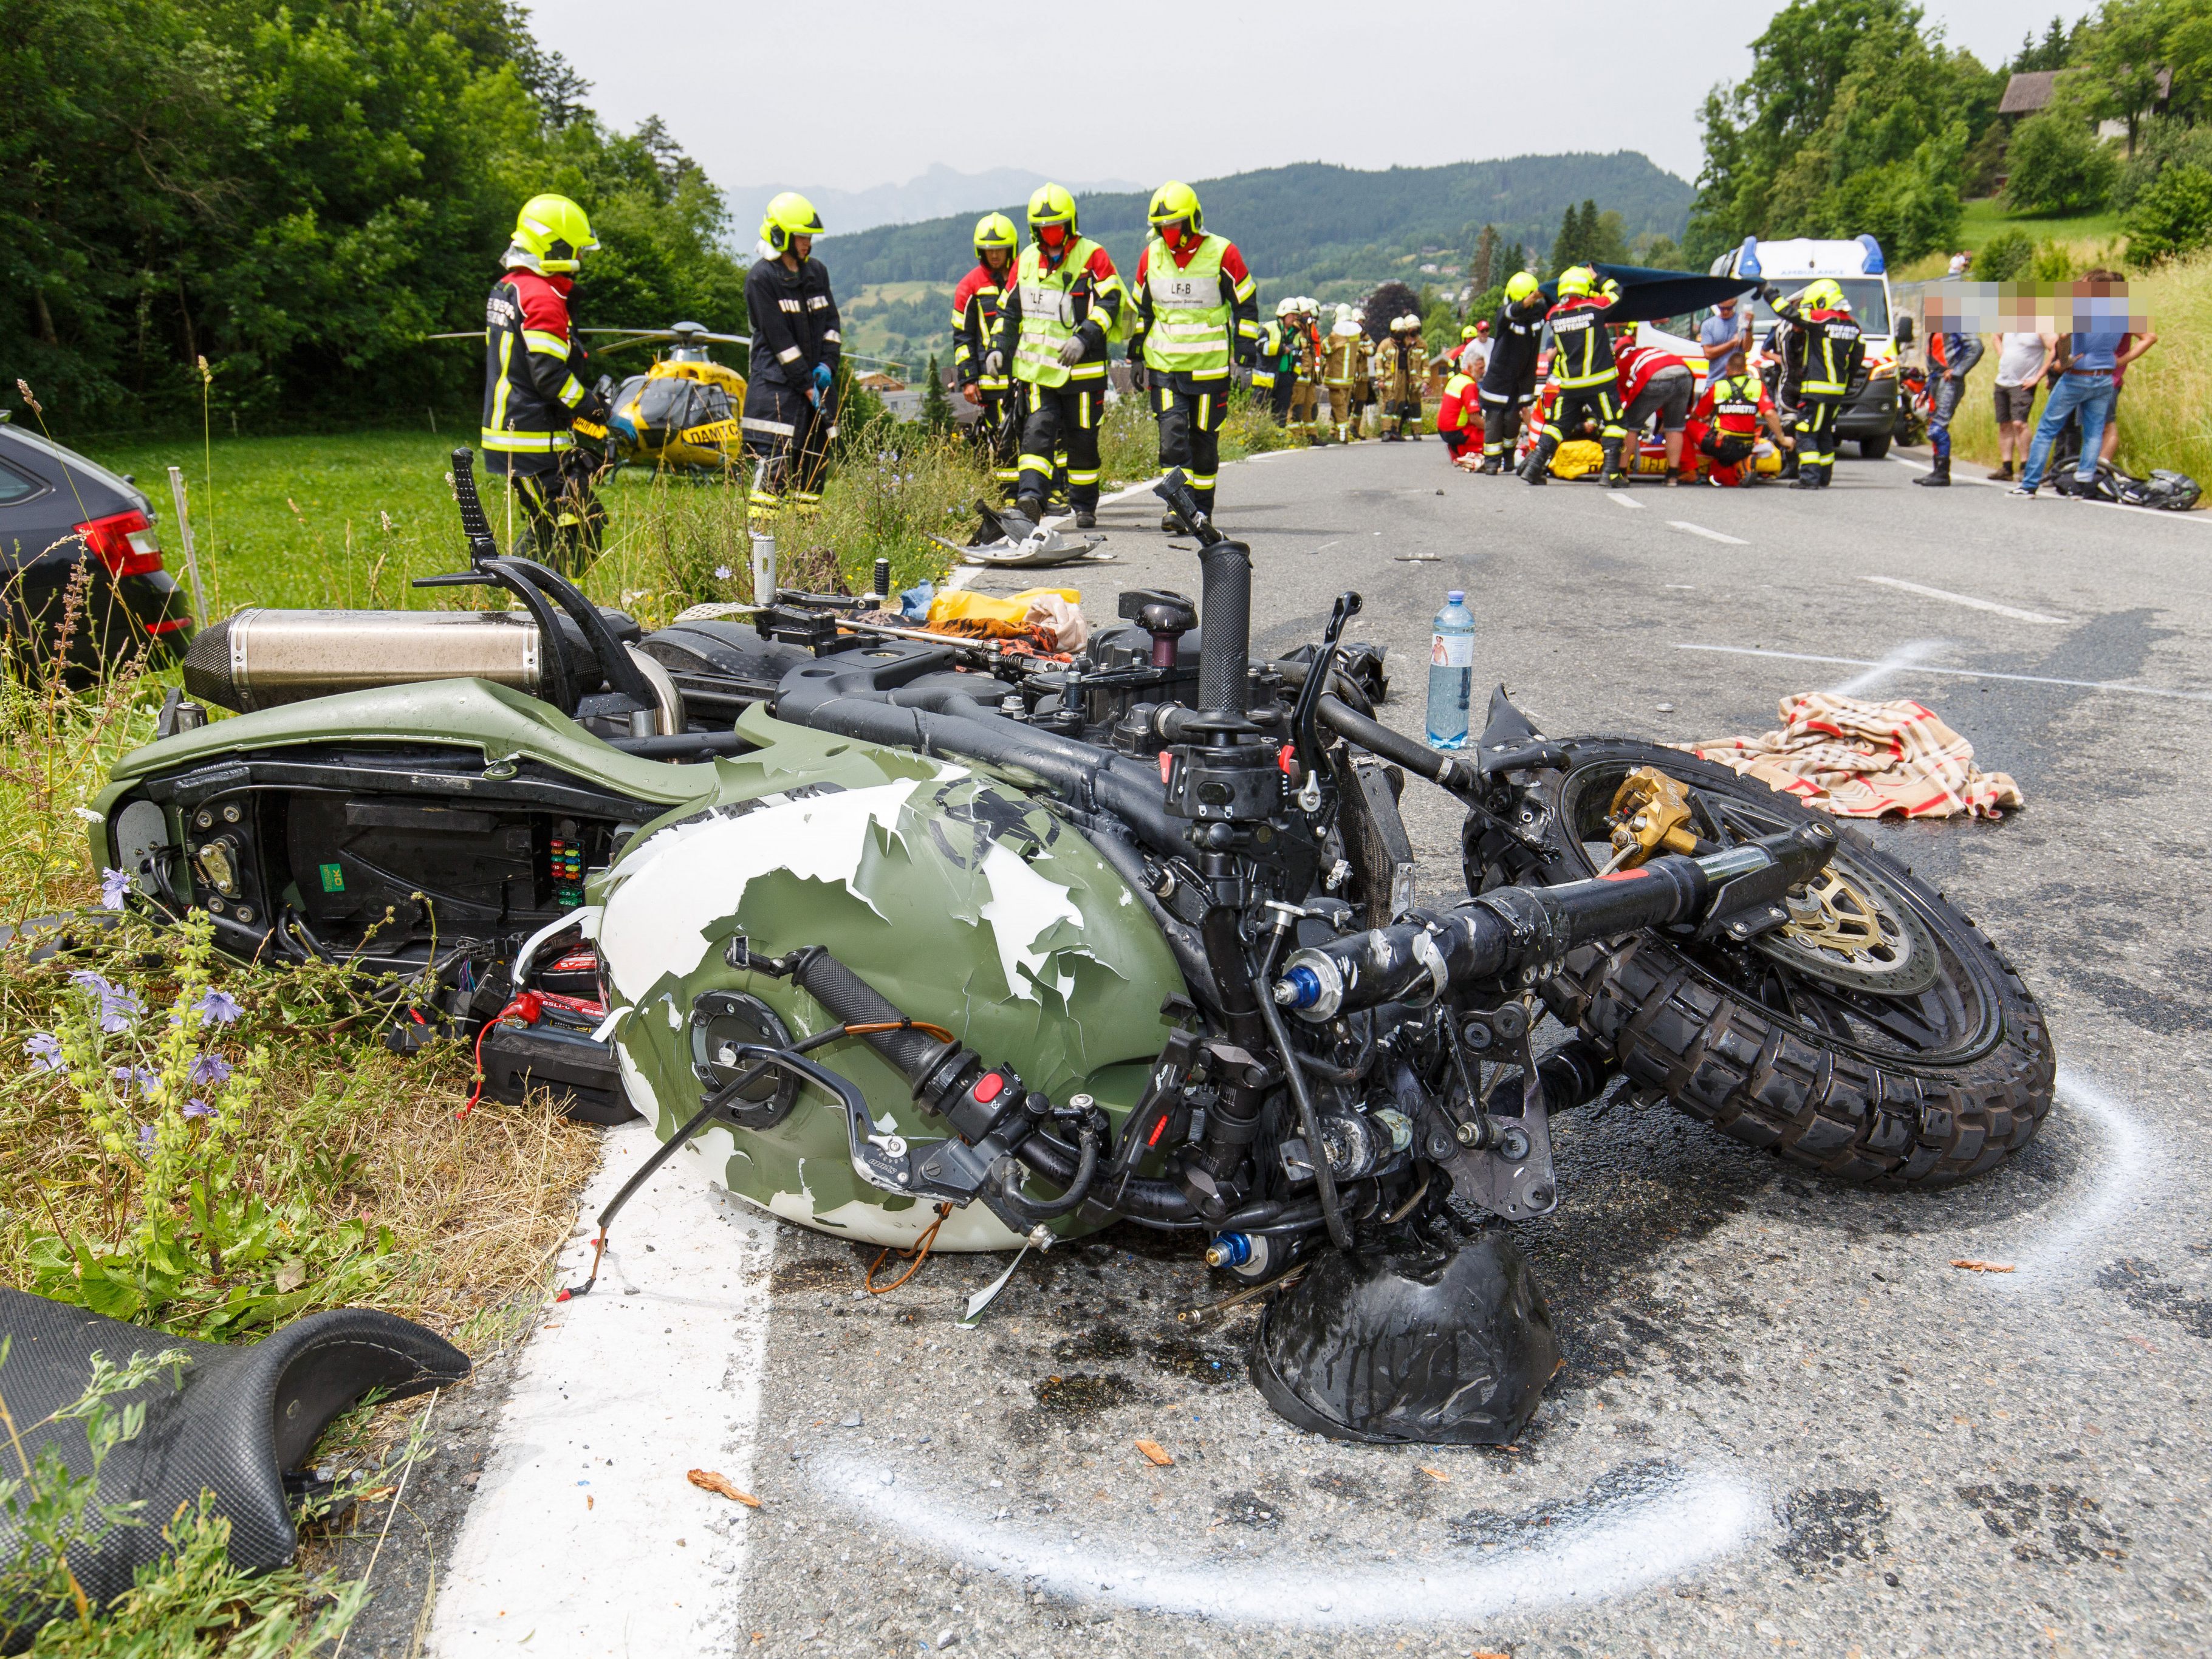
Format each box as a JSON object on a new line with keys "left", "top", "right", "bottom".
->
{"left": 1057, "top": 337, "right": 1087, "bottom": 367}
{"left": 982, "top": 349, "right": 1005, "bottom": 377}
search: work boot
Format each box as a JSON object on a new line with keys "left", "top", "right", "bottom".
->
{"left": 1161, "top": 511, "right": 1188, "bottom": 535}
{"left": 1600, "top": 440, "right": 1629, "bottom": 488}
{"left": 1002, "top": 500, "right": 1041, "bottom": 539}
{"left": 1915, "top": 455, "right": 1951, "bottom": 487}
{"left": 1779, "top": 450, "right": 1800, "bottom": 482}
{"left": 1074, "top": 508, "right": 1096, "bottom": 529}
{"left": 1790, "top": 472, "right": 1822, "bottom": 490}
{"left": 1477, "top": 454, "right": 1502, "bottom": 475}
{"left": 1521, "top": 443, "right": 1552, "bottom": 485}
{"left": 1991, "top": 462, "right": 2014, "bottom": 481}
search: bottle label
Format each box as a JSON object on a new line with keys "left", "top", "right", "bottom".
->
{"left": 1431, "top": 631, "right": 1473, "bottom": 669}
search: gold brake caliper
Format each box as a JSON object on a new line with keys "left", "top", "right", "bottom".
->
{"left": 1600, "top": 766, "right": 1701, "bottom": 874}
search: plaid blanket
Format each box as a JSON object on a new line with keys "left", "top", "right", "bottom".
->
{"left": 1677, "top": 693, "right": 2024, "bottom": 819}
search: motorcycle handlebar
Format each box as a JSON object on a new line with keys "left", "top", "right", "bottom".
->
{"left": 1271, "top": 824, "right": 1835, "bottom": 1020}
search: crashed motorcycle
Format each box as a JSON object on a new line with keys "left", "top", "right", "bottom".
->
{"left": 88, "top": 451, "right": 2055, "bottom": 1445}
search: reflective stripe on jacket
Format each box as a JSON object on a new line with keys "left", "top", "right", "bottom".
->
{"left": 482, "top": 267, "right": 589, "bottom": 468}
{"left": 1135, "top": 233, "right": 1257, "bottom": 383}
{"left": 998, "top": 238, "right": 1123, "bottom": 389}
{"left": 1544, "top": 294, "right": 1618, "bottom": 389}
{"left": 952, "top": 263, "right": 1010, "bottom": 391}
{"left": 1777, "top": 301, "right": 1864, "bottom": 397}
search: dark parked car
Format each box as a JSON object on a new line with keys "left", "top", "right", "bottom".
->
{"left": 0, "top": 415, "right": 195, "bottom": 677}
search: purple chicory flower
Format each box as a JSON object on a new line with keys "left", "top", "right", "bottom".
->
{"left": 188, "top": 1052, "right": 233, "bottom": 1089}
{"left": 183, "top": 1099, "right": 216, "bottom": 1118}
{"left": 714, "top": 564, "right": 733, "bottom": 581}
{"left": 99, "top": 867, "right": 132, "bottom": 909}
{"left": 137, "top": 1124, "right": 157, "bottom": 1151}
{"left": 24, "top": 1033, "right": 66, "bottom": 1073}
{"left": 193, "top": 989, "right": 242, "bottom": 1027}
{"left": 68, "top": 969, "right": 111, "bottom": 998}
{"left": 111, "top": 1064, "right": 159, "bottom": 1095}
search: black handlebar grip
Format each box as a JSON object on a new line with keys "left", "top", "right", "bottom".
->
{"left": 450, "top": 447, "right": 499, "bottom": 564}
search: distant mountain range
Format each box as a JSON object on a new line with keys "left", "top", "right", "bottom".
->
{"left": 729, "top": 165, "right": 1144, "bottom": 236}
{"left": 815, "top": 152, "right": 1696, "bottom": 298}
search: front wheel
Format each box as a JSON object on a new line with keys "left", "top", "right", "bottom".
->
{"left": 1478, "top": 740, "right": 2055, "bottom": 1189}
{"left": 1858, "top": 431, "right": 1892, "bottom": 459}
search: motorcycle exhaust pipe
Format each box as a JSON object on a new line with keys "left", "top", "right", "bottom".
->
{"left": 182, "top": 608, "right": 607, "bottom": 717}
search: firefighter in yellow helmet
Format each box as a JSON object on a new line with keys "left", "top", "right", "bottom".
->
{"left": 953, "top": 212, "right": 1021, "bottom": 495}
{"left": 1523, "top": 265, "right": 1627, "bottom": 487}
{"left": 985, "top": 184, "right": 1126, "bottom": 532}
{"left": 1475, "top": 271, "right": 1547, "bottom": 473}
{"left": 1253, "top": 298, "right": 1302, "bottom": 426}
{"left": 481, "top": 193, "right": 608, "bottom": 572}
{"left": 743, "top": 191, "right": 840, "bottom": 513}
{"left": 1773, "top": 278, "right": 1864, "bottom": 489}
{"left": 1126, "top": 180, "right": 1259, "bottom": 527}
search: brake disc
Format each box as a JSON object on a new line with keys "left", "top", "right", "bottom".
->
{"left": 1748, "top": 859, "right": 1942, "bottom": 996}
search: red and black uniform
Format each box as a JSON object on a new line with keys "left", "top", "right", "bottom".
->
{"left": 743, "top": 251, "right": 843, "bottom": 506}
{"left": 951, "top": 259, "right": 1019, "bottom": 490}
{"left": 481, "top": 265, "right": 604, "bottom": 570}
{"left": 1127, "top": 236, "right": 1259, "bottom": 519}
{"left": 1525, "top": 290, "right": 1625, "bottom": 482}
{"left": 1686, "top": 370, "right": 1776, "bottom": 486}
{"left": 1774, "top": 295, "right": 1863, "bottom": 488}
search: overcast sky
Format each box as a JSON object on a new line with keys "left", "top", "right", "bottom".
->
{"left": 524, "top": 0, "right": 2081, "bottom": 211}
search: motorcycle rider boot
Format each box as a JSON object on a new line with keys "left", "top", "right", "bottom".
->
{"left": 1915, "top": 454, "right": 1951, "bottom": 487}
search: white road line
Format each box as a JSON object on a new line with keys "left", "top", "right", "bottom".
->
{"left": 1666, "top": 521, "right": 1747, "bottom": 546}
{"left": 1604, "top": 493, "right": 1646, "bottom": 511}
{"left": 1829, "top": 638, "right": 1948, "bottom": 697}
{"left": 432, "top": 1122, "right": 774, "bottom": 1657}
{"left": 1673, "top": 641, "right": 2212, "bottom": 703}
{"left": 1863, "top": 574, "right": 2069, "bottom": 626}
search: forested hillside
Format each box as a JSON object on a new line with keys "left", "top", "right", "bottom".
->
{"left": 2, "top": 0, "right": 747, "bottom": 432}
{"left": 826, "top": 154, "right": 1695, "bottom": 296}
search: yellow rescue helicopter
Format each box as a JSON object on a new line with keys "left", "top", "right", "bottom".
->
{"left": 429, "top": 320, "right": 750, "bottom": 474}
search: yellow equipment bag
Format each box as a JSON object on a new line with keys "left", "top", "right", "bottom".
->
{"left": 1550, "top": 439, "right": 1604, "bottom": 479}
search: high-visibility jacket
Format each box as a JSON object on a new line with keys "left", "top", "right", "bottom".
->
{"left": 482, "top": 267, "right": 592, "bottom": 473}
{"left": 1775, "top": 299, "right": 1864, "bottom": 397}
{"left": 1321, "top": 326, "right": 1368, "bottom": 387}
{"left": 1436, "top": 372, "right": 1479, "bottom": 434}
{"left": 993, "top": 238, "right": 1123, "bottom": 389}
{"left": 1615, "top": 342, "right": 1693, "bottom": 405}
{"left": 1690, "top": 371, "right": 1774, "bottom": 439}
{"left": 745, "top": 254, "right": 841, "bottom": 391}
{"left": 951, "top": 261, "right": 1012, "bottom": 392}
{"left": 1132, "top": 233, "right": 1259, "bottom": 388}
{"left": 1544, "top": 293, "right": 1620, "bottom": 390}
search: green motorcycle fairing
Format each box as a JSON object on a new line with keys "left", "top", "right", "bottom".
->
{"left": 92, "top": 680, "right": 1183, "bottom": 1251}
{"left": 592, "top": 702, "right": 1184, "bottom": 1250}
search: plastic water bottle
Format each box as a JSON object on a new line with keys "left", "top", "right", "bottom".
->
{"left": 1426, "top": 590, "right": 1474, "bottom": 750}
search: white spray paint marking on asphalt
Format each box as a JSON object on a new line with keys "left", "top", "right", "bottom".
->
{"left": 1666, "top": 521, "right": 1747, "bottom": 546}
{"left": 1863, "top": 575, "right": 2069, "bottom": 626}
{"left": 1673, "top": 643, "right": 2212, "bottom": 703}
{"left": 1604, "top": 492, "right": 1646, "bottom": 511}
{"left": 1985, "top": 1069, "right": 2151, "bottom": 1293}
{"left": 810, "top": 1454, "right": 1764, "bottom": 1627}
{"left": 1828, "top": 638, "right": 1948, "bottom": 697}
{"left": 431, "top": 1121, "right": 773, "bottom": 1657}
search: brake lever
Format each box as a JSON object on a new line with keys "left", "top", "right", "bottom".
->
{"left": 1290, "top": 590, "right": 1361, "bottom": 789}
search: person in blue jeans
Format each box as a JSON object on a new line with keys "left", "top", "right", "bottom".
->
{"left": 2012, "top": 271, "right": 2148, "bottom": 498}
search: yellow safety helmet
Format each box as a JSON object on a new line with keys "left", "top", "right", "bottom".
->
{"left": 1556, "top": 265, "right": 1596, "bottom": 299}
{"left": 1504, "top": 270, "right": 1541, "bottom": 304}
{"left": 511, "top": 194, "right": 599, "bottom": 275}
{"left": 973, "top": 211, "right": 1018, "bottom": 260}
{"left": 1805, "top": 278, "right": 1849, "bottom": 310}
{"left": 760, "top": 191, "right": 824, "bottom": 254}
{"left": 1460, "top": 324, "right": 1478, "bottom": 341}
{"left": 1027, "top": 183, "right": 1078, "bottom": 238}
{"left": 1148, "top": 179, "right": 1204, "bottom": 234}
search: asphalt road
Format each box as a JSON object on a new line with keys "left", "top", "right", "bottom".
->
{"left": 386, "top": 437, "right": 2212, "bottom": 1658}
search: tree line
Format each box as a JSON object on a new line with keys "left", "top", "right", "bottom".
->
{"left": 1686, "top": 0, "right": 2212, "bottom": 270}
{"left": 1, "top": 0, "right": 748, "bottom": 433}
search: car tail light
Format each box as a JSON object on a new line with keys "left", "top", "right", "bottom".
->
{"left": 72, "top": 510, "right": 165, "bottom": 577}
